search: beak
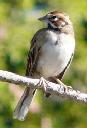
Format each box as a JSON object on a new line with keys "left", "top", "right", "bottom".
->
{"left": 38, "top": 15, "right": 47, "bottom": 22}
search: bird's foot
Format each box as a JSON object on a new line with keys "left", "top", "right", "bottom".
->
{"left": 38, "top": 77, "right": 47, "bottom": 92}
{"left": 54, "top": 78, "right": 72, "bottom": 91}
{"left": 38, "top": 77, "right": 51, "bottom": 98}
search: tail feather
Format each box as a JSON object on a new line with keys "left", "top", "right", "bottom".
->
{"left": 13, "top": 86, "right": 36, "bottom": 121}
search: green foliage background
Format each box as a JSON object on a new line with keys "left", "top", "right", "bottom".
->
{"left": 0, "top": 0, "right": 87, "bottom": 128}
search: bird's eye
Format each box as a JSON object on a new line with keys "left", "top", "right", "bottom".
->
{"left": 51, "top": 16, "right": 57, "bottom": 19}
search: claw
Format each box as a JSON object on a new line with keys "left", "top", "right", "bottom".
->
{"left": 38, "top": 77, "right": 51, "bottom": 97}
{"left": 38, "top": 77, "right": 47, "bottom": 92}
{"left": 53, "top": 78, "right": 73, "bottom": 92}
{"left": 67, "top": 86, "right": 73, "bottom": 89}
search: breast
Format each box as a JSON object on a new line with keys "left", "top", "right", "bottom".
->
{"left": 37, "top": 31, "right": 75, "bottom": 78}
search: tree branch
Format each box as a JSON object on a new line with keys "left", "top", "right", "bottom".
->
{"left": 0, "top": 70, "right": 87, "bottom": 103}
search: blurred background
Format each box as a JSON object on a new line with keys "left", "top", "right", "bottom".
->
{"left": 0, "top": 0, "right": 87, "bottom": 128}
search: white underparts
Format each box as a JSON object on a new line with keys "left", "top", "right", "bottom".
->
{"left": 37, "top": 31, "right": 75, "bottom": 78}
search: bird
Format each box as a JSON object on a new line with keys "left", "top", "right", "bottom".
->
{"left": 13, "top": 11, "right": 75, "bottom": 121}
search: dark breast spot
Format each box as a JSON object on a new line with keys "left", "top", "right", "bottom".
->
{"left": 54, "top": 37, "right": 60, "bottom": 45}
{"left": 54, "top": 40, "right": 58, "bottom": 45}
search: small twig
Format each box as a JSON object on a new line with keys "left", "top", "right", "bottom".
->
{"left": 0, "top": 70, "right": 87, "bottom": 103}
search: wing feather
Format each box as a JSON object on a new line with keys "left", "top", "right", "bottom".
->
{"left": 25, "top": 34, "right": 40, "bottom": 77}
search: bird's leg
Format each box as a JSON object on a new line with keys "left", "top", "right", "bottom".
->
{"left": 54, "top": 78, "right": 65, "bottom": 86}
{"left": 38, "top": 77, "right": 48, "bottom": 92}
{"left": 53, "top": 77, "right": 72, "bottom": 89}
{"left": 38, "top": 77, "right": 51, "bottom": 97}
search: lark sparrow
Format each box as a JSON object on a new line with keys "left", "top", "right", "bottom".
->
{"left": 13, "top": 11, "right": 75, "bottom": 120}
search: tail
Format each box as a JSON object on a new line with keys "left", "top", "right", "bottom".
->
{"left": 13, "top": 86, "right": 36, "bottom": 121}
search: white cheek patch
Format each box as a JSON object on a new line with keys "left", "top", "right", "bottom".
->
{"left": 46, "top": 19, "right": 66, "bottom": 29}
{"left": 58, "top": 21, "right": 66, "bottom": 29}
{"left": 61, "top": 21, "right": 66, "bottom": 26}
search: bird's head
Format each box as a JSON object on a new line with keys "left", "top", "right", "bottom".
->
{"left": 38, "top": 11, "right": 72, "bottom": 30}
